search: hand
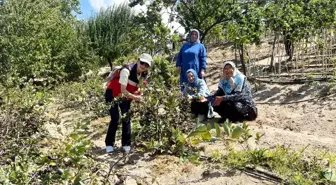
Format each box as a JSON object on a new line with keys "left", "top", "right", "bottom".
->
{"left": 212, "top": 96, "right": 224, "bottom": 106}
{"left": 176, "top": 67, "right": 181, "bottom": 74}
{"left": 134, "top": 91, "right": 143, "bottom": 96}
{"left": 187, "top": 95, "right": 193, "bottom": 100}
{"left": 134, "top": 95, "right": 143, "bottom": 102}
{"left": 198, "top": 97, "right": 207, "bottom": 102}
{"left": 200, "top": 70, "right": 205, "bottom": 78}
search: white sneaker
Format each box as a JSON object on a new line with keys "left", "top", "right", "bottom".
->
{"left": 106, "top": 146, "right": 114, "bottom": 153}
{"left": 123, "top": 146, "right": 131, "bottom": 153}
{"left": 197, "top": 114, "right": 206, "bottom": 123}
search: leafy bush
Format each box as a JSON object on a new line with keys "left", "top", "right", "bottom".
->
{"left": 54, "top": 75, "right": 108, "bottom": 118}
{"left": 0, "top": 79, "right": 52, "bottom": 167}
{"left": 131, "top": 82, "right": 195, "bottom": 156}
{"left": 0, "top": 121, "right": 102, "bottom": 185}
{"left": 0, "top": 0, "right": 95, "bottom": 82}
{"left": 0, "top": 76, "right": 103, "bottom": 184}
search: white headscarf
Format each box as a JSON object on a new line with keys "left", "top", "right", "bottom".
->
{"left": 219, "top": 61, "right": 246, "bottom": 94}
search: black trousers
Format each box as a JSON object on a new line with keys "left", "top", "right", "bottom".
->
{"left": 213, "top": 101, "right": 257, "bottom": 123}
{"left": 191, "top": 100, "right": 209, "bottom": 115}
{"left": 105, "top": 89, "right": 132, "bottom": 147}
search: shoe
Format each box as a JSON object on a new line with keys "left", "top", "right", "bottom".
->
{"left": 106, "top": 146, "right": 114, "bottom": 153}
{"left": 122, "top": 146, "right": 131, "bottom": 153}
{"left": 197, "top": 114, "right": 206, "bottom": 123}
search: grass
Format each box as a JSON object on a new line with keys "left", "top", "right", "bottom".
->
{"left": 209, "top": 145, "right": 336, "bottom": 185}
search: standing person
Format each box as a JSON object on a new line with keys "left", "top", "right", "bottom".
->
{"left": 183, "top": 69, "right": 214, "bottom": 123}
{"left": 212, "top": 61, "right": 258, "bottom": 123}
{"left": 176, "top": 29, "right": 207, "bottom": 91}
{"left": 104, "top": 53, "right": 152, "bottom": 153}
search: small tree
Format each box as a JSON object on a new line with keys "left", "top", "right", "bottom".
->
{"left": 174, "top": 0, "right": 234, "bottom": 43}
{"left": 130, "top": 0, "right": 172, "bottom": 55}
{"left": 226, "top": 3, "right": 263, "bottom": 75}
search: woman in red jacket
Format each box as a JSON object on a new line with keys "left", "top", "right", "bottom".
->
{"left": 104, "top": 53, "right": 152, "bottom": 153}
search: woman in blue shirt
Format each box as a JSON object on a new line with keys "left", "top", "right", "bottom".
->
{"left": 176, "top": 29, "right": 207, "bottom": 91}
{"left": 212, "top": 61, "right": 258, "bottom": 123}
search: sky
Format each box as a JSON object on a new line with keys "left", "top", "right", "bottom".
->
{"left": 78, "top": 0, "right": 185, "bottom": 34}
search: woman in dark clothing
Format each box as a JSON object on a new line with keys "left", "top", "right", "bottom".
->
{"left": 212, "top": 61, "right": 258, "bottom": 123}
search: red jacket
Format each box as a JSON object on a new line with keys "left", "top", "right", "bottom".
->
{"left": 106, "top": 64, "right": 147, "bottom": 100}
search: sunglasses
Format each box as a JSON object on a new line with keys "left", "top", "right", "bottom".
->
{"left": 140, "top": 61, "right": 150, "bottom": 68}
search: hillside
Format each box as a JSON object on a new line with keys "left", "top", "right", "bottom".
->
{"left": 47, "top": 43, "right": 336, "bottom": 185}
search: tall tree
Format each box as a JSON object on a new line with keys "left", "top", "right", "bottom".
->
{"left": 87, "top": 3, "right": 135, "bottom": 69}
{"left": 174, "top": 0, "right": 234, "bottom": 43}
{"left": 130, "top": 0, "right": 235, "bottom": 43}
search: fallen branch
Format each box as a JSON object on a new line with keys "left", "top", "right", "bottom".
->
{"left": 103, "top": 155, "right": 127, "bottom": 184}
{"left": 242, "top": 166, "right": 283, "bottom": 183}
{"left": 198, "top": 155, "right": 284, "bottom": 184}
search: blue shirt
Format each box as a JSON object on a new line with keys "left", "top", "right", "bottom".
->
{"left": 176, "top": 43, "right": 207, "bottom": 86}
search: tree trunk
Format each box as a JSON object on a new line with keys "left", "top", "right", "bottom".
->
{"left": 270, "top": 34, "right": 277, "bottom": 72}
{"left": 284, "top": 33, "right": 294, "bottom": 60}
{"left": 289, "top": 42, "right": 294, "bottom": 61}
{"left": 234, "top": 44, "right": 238, "bottom": 67}
{"left": 108, "top": 59, "right": 113, "bottom": 71}
{"left": 239, "top": 44, "right": 247, "bottom": 75}
{"left": 200, "top": 34, "right": 205, "bottom": 43}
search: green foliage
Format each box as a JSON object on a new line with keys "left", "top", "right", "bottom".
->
{"left": 222, "top": 146, "right": 336, "bottom": 184}
{"left": 132, "top": 0, "right": 172, "bottom": 55}
{"left": 0, "top": 121, "right": 101, "bottom": 184}
{"left": 0, "top": 79, "right": 52, "bottom": 165}
{"left": 131, "top": 73, "right": 194, "bottom": 156}
{"left": 226, "top": 3, "right": 263, "bottom": 45}
{"left": 187, "top": 125, "right": 212, "bottom": 142}
{"left": 0, "top": 0, "right": 95, "bottom": 82}
{"left": 264, "top": 0, "right": 336, "bottom": 41}
{"left": 0, "top": 68, "right": 112, "bottom": 184}
{"left": 206, "top": 25, "right": 225, "bottom": 43}
{"left": 87, "top": 3, "right": 135, "bottom": 67}
{"left": 149, "top": 57, "right": 179, "bottom": 87}
{"left": 214, "top": 119, "right": 248, "bottom": 140}
{"left": 131, "top": 0, "right": 235, "bottom": 43}
{"left": 53, "top": 75, "right": 108, "bottom": 118}
{"left": 323, "top": 169, "right": 336, "bottom": 182}
{"left": 175, "top": 0, "right": 233, "bottom": 42}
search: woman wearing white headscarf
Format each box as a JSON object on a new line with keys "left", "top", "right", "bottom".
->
{"left": 211, "top": 61, "right": 258, "bottom": 123}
